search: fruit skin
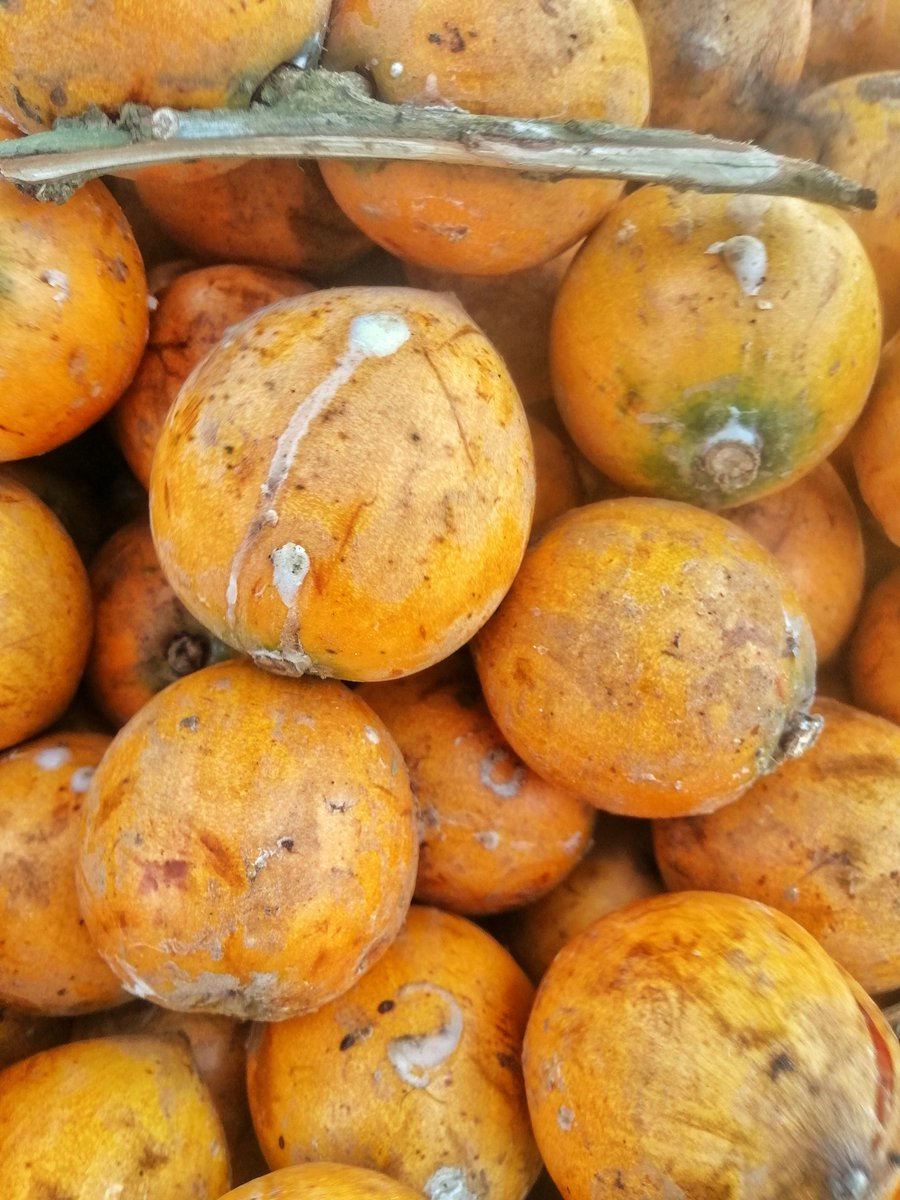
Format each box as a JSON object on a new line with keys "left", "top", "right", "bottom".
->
{"left": 149, "top": 286, "right": 535, "bottom": 682}
{"left": 726, "top": 460, "right": 865, "bottom": 665}
{"left": 0, "top": 731, "right": 129, "bottom": 1016}
{"left": 767, "top": 72, "right": 900, "bottom": 340}
{"left": 0, "top": 1034, "right": 231, "bottom": 1198}
{"left": 0, "top": 473, "right": 93, "bottom": 751}
{"left": 247, "top": 905, "right": 541, "bottom": 1200}
{"left": 523, "top": 890, "right": 900, "bottom": 1200}
{"left": 0, "top": 177, "right": 148, "bottom": 461}
{"left": 848, "top": 565, "right": 900, "bottom": 724}
{"left": 220, "top": 1163, "right": 428, "bottom": 1200}
{"left": 111, "top": 264, "right": 315, "bottom": 489}
{"left": 134, "top": 160, "right": 373, "bottom": 279}
{"left": 76, "top": 659, "right": 419, "bottom": 1021}
{"left": 551, "top": 186, "right": 882, "bottom": 508}
{"left": 321, "top": 0, "right": 650, "bottom": 274}
{"left": 357, "top": 657, "right": 595, "bottom": 915}
{"left": 853, "top": 329, "right": 900, "bottom": 547}
{"left": 0, "top": 0, "right": 331, "bottom": 130}
{"left": 654, "top": 697, "right": 900, "bottom": 995}
{"left": 86, "top": 517, "right": 234, "bottom": 728}
{"left": 804, "top": 0, "right": 900, "bottom": 86}
{"left": 633, "top": 0, "right": 812, "bottom": 140}
{"left": 472, "top": 497, "right": 819, "bottom": 819}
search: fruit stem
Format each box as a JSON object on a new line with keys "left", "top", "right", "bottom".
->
{"left": 166, "top": 632, "right": 210, "bottom": 677}
{"left": 0, "top": 67, "right": 877, "bottom": 209}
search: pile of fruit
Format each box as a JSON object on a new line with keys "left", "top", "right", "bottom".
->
{"left": 2, "top": 2, "right": 900, "bottom": 1198}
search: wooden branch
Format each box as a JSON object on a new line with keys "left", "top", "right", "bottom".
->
{"left": 0, "top": 68, "right": 876, "bottom": 210}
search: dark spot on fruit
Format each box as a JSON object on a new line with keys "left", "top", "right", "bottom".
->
{"left": 768, "top": 1051, "right": 795, "bottom": 1080}
{"left": 12, "top": 86, "right": 42, "bottom": 123}
{"left": 49, "top": 84, "right": 67, "bottom": 107}
{"left": 377, "top": 999, "right": 395, "bottom": 1014}
{"left": 496, "top": 1051, "right": 519, "bottom": 1071}
{"left": 278, "top": 1136, "right": 286, "bottom": 1150}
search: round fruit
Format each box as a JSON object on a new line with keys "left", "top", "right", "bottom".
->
{"left": 76, "top": 659, "right": 418, "bottom": 1020}
{"left": 220, "top": 1163, "right": 428, "bottom": 1200}
{"left": 0, "top": 473, "right": 93, "bottom": 751}
{"left": 86, "top": 517, "right": 234, "bottom": 727}
{"left": 654, "top": 697, "right": 900, "bottom": 995}
{"left": 0, "top": 1, "right": 331, "bottom": 130}
{"left": 848, "top": 565, "right": 900, "bottom": 723}
{"left": 0, "top": 730, "right": 127, "bottom": 1015}
{"left": 472, "top": 497, "right": 819, "bottom": 818}
{"left": 551, "top": 186, "right": 882, "bottom": 507}
{"left": 247, "top": 905, "right": 541, "bottom": 1200}
{"left": 0, "top": 1034, "right": 230, "bottom": 1198}
{"left": 853, "top": 328, "right": 900, "bottom": 546}
{"left": 523, "top": 890, "right": 900, "bottom": 1200}
{"left": 320, "top": 0, "right": 650, "bottom": 274}
{"left": 149, "top": 286, "right": 535, "bottom": 682}
{"left": 0, "top": 176, "right": 148, "bottom": 461}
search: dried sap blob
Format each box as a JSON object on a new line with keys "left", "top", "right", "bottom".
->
{"left": 76, "top": 659, "right": 419, "bottom": 1020}
{"left": 149, "top": 286, "right": 535, "bottom": 682}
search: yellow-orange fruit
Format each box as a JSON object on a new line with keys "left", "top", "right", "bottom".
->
{"left": 523, "top": 891, "right": 900, "bottom": 1200}
{"left": 111, "top": 264, "right": 315, "bottom": 488}
{"left": 854, "top": 329, "right": 900, "bottom": 545}
{"left": 0, "top": 731, "right": 127, "bottom": 1015}
{"left": 767, "top": 73, "right": 900, "bottom": 340}
{"left": 149, "top": 286, "right": 535, "bottom": 682}
{"left": 0, "top": 177, "right": 148, "bottom": 461}
{"left": 551, "top": 186, "right": 882, "bottom": 508}
{"left": 86, "top": 517, "right": 234, "bottom": 728}
{"left": 633, "top": 0, "right": 812, "bottom": 139}
{"left": 472, "top": 497, "right": 819, "bottom": 819}
{"left": 654, "top": 698, "right": 900, "bottom": 995}
{"left": 135, "top": 159, "right": 373, "bottom": 278}
{"left": 77, "top": 659, "right": 418, "bottom": 1020}
{"left": 0, "top": 474, "right": 93, "bottom": 751}
{"left": 506, "top": 815, "right": 663, "bottom": 981}
{"left": 220, "top": 1163, "right": 427, "bottom": 1200}
{"left": 73, "top": 1002, "right": 266, "bottom": 1184}
{"left": 0, "top": 1009, "right": 71, "bottom": 1072}
{"left": 0, "top": 1, "right": 330, "bottom": 130}
{"left": 358, "top": 659, "right": 595, "bottom": 914}
{"left": 528, "top": 417, "right": 584, "bottom": 535}
{"left": 403, "top": 248, "right": 579, "bottom": 408}
{"left": 848, "top": 566, "right": 900, "bottom": 722}
{"left": 247, "top": 905, "right": 541, "bottom": 1200}
{"left": 320, "top": 0, "right": 650, "bottom": 274}
{"left": 726, "top": 461, "right": 865, "bottom": 664}
{"left": 0, "top": 1034, "right": 230, "bottom": 1197}
{"left": 804, "top": 0, "right": 900, "bottom": 85}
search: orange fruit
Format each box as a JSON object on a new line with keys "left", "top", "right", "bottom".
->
{"left": 853, "top": 328, "right": 900, "bottom": 545}
{"left": 523, "top": 890, "right": 900, "bottom": 1200}
{"left": 86, "top": 517, "right": 234, "bottom": 728}
{"left": 76, "top": 659, "right": 418, "bottom": 1020}
{"left": 320, "top": 0, "right": 650, "bottom": 274}
{"left": 0, "top": 730, "right": 127, "bottom": 1016}
{"left": 767, "top": 72, "right": 900, "bottom": 340}
{"left": 220, "top": 1164, "right": 427, "bottom": 1200}
{"left": 247, "top": 905, "right": 541, "bottom": 1200}
{"left": 804, "top": 0, "right": 900, "bottom": 85}
{"left": 134, "top": 160, "right": 373, "bottom": 278}
{"left": 633, "top": 0, "right": 812, "bottom": 139}
{"left": 0, "top": 175, "right": 148, "bottom": 461}
{"left": 0, "top": 473, "right": 93, "bottom": 751}
{"left": 0, "top": 1, "right": 330, "bottom": 130}
{"left": 725, "top": 460, "right": 865, "bottom": 664}
{"left": 111, "top": 264, "right": 315, "bottom": 488}
{"left": 0, "top": 1034, "right": 230, "bottom": 1197}
{"left": 848, "top": 564, "right": 900, "bottom": 722}
{"left": 149, "top": 286, "right": 535, "bottom": 682}
{"left": 357, "top": 655, "right": 595, "bottom": 914}
{"left": 654, "top": 697, "right": 900, "bottom": 995}
{"left": 472, "top": 497, "right": 819, "bottom": 819}
{"left": 528, "top": 416, "right": 584, "bottom": 535}
{"left": 506, "top": 815, "right": 663, "bottom": 981}
{"left": 551, "top": 186, "right": 882, "bottom": 508}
